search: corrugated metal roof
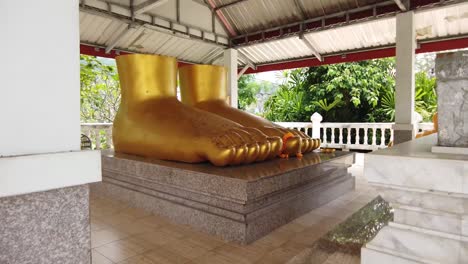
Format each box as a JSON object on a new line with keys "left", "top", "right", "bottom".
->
{"left": 214, "top": 0, "right": 383, "bottom": 34}
{"left": 79, "top": 0, "right": 468, "bottom": 67}
{"left": 234, "top": 2, "right": 468, "bottom": 65}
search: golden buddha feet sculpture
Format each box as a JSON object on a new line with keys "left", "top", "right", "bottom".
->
{"left": 113, "top": 54, "right": 281, "bottom": 166}
{"left": 179, "top": 64, "right": 321, "bottom": 158}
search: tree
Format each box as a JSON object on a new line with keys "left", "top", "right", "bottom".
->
{"left": 80, "top": 55, "right": 120, "bottom": 123}
{"left": 238, "top": 74, "right": 259, "bottom": 110}
{"left": 264, "top": 58, "right": 397, "bottom": 122}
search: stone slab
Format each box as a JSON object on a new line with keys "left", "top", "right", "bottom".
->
{"left": 393, "top": 204, "right": 468, "bottom": 236}
{"left": 432, "top": 145, "right": 468, "bottom": 155}
{"left": 364, "top": 129, "right": 468, "bottom": 263}
{"left": 0, "top": 185, "right": 90, "bottom": 264}
{"left": 364, "top": 223, "right": 468, "bottom": 264}
{"left": 366, "top": 135, "right": 468, "bottom": 194}
{"left": 362, "top": 247, "right": 425, "bottom": 264}
{"left": 94, "top": 151, "right": 355, "bottom": 244}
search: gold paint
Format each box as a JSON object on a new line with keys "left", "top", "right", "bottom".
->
{"left": 179, "top": 64, "right": 320, "bottom": 156}
{"left": 113, "top": 54, "right": 278, "bottom": 166}
{"left": 416, "top": 113, "right": 438, "bottom": 138}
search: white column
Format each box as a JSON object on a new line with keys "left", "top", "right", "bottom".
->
{"left": 223, "top": 48, "right": 238, "bottom": 108}
{"left": 0, "top": 0, "right": 100, "bottom": 197}
{"left": 393, "top": 11, "right": 416, "bottom": 144}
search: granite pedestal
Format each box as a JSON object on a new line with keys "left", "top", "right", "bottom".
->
{"left": 93, "top": 151, "right": 355, "bottom": 244}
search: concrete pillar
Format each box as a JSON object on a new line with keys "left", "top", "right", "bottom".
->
{"left": 393, "top": 11, "right": 416, "bottom": 144}
{"left": 434, "top": 51, "right": 468, "bottom": 148}
{"left": 0, "top": 1, "right": 100, "bottom": 262}
{"left": 223, "top": 48, "right": 238, "bottom": 108}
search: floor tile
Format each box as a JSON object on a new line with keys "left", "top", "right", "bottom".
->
{"left": 91, "top": 218, "right": 112, "bottom": 232}
{"left": 91, "top": 227, "right": 130, "bottom": 248}
{"left": 254, "top": 241, "right": 305, "bottom": 264}
{"left": 95, "top": 237, "right": 153, "bottom": 262}
{"left": 190, "top": 251, "right": 242, "bottom": 264}
{"left": 162, "top": 237, "right": 213, "bottom": 260}
{"left": 133, "top": 227, "right": 185, "bottom": 247}
{"left": 142, "top": 247, "right": 191, "bottom": 264}
{"left": 118, "top": 255, "right": 157, "bottom": 264}
{"left": 209, "top": 244, "right": 266, "bottom": 264}
{"left": 92, "top": 249, "right": 114, "bottom": 264}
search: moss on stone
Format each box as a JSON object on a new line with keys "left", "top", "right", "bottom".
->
{"left": 317, "top": 195, "right": 393, "bottom": 255}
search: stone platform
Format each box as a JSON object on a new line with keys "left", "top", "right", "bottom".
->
{"left": 361, "top": 135, "right": 468, "bottom": 263}
{"left": 93, "top": 151, "right": 355, "bottom": 244}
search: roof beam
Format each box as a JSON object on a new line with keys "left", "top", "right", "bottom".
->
{"left": 243, "top": 35, "right": 468, "bottom": 74}
{"left": 237, "top": 64, "right": 250, "bottom": 79}
{"left": 393, "top": 0, "right": 409, "bottom": 11}
{"left": 80, "top": 0, "right": 228, "bottom": 49}
{"left": 205, "top": 0, "right": 238, "bottom": 36}
{"left": 232, "top": 0, "right": 398, "bottom": 47}
{"left": 231, "top": 0, "right": 464, "bottom": 48}
{"left": 201, "top": 48, "right": 224, "bottom": 64}
{"left": 298, "top": 34, "right": 322, "bottom": 62}
{"left": 133, "top": 0, "right": 168, "bottom": 15}
{"left": 105, "top": 24, "right": 137, "bottom": 53}
{"left": 238, "top": 50, "right": 257, "bottom": 70}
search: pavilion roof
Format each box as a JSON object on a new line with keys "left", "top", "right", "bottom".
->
{"left": 79, "top": 0, "right": 468, "bottom": 72}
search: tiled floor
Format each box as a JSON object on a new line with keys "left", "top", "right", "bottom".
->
{"left": 90, "top": 154, "right": 376, "bottom": 264}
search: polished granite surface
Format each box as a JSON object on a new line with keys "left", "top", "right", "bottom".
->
{"left": 371, "top": 134, "right": 468, "bottom": 161}
{"left": 102, "top": 150, "right": 353, "bottom": 181}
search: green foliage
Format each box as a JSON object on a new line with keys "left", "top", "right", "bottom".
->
{"left": 238, "top": 74, "right": 258, "bottom": 110}
{"left": 238, "top": 74, "right": 276, "bottom": 112}
{"left": 415, "top": 71, "right": 437, "bottom": 121}
{"left": 372, "top": 71, "right": 437, "bottom": 122}
{"left": 262, "top": 57, "right": 438, "bottom": 123}
{"left": 80, "top": 55, "right": 120, "bottom": 123}
{"left": 264, "top": 58, "right": 397, "bottom": 122}
{"left": 315, "top": 98, "right": 342, "bottom": 112}
{"left": 380, "top": 88, "right": 395, "bottom": 121}
{"left": 264, "top": 68, "right": 311, "bottom": 121}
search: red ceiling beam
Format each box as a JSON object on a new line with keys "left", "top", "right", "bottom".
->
{"left": 244, "top": 37, "right": 468, "bottom": 74}
{"left": 80, "top": 44, "right": 191, "bottom": 67}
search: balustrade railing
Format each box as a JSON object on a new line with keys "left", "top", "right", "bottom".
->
{"left": 81, "top": 113, "right": 434, "bottom": 151}
{"left": 81, "top": 123, "right": 113, "bottom": 150}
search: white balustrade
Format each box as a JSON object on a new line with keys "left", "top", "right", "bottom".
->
{"left": 277, "top": 113, "right": 435, "bottom": 151}
{"left": 80, "top": 114, "right": 436, "bottom": 152}
{"left": 81, "top": 123, "right": 113, "bottom": 150}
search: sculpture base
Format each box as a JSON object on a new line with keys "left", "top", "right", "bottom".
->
{"left": 432, "top": 145, "right": 468, "bottom": 155}
{"left": 0, "top": 185, "right": 90, "bottom": 263}
{"left": 362, "top": 135, "right": 468, "bottom": 263}
{"left": 93, "top": 151, "right": 355, "bottom": 244}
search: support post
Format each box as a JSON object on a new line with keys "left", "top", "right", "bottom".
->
{"left": 0, "top": 1, "right": 101, "bottom": 262}
{"left": 224, "top": 48, "right": 238, "bottom": 108}
{"left": 393, "top": 11, "right": 416, "bottom": 144}
{"left": 311, "top": 112, "right": 323, "bottom": 139}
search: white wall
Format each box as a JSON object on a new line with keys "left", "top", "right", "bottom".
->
{"left": 0, "top": 0, "right": 80, "bottom": 156}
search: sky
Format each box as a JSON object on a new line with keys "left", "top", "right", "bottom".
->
{"left": 255, "top": 71, "right": 285, "bottom": 84}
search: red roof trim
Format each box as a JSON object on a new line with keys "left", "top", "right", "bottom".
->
{"left": 79, "top": 44, "right": 191, "bottom": 67}
{"left": 244, "top": 37, "right": 468, "bottom": 74}
{"left": 81, "top": 37, "right": 468, "bottom": 74}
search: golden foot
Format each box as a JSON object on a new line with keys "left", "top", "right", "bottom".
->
{"left": 179, "top": 64, "right": 319, "bottom": 157}
{"left": 113, "top": 54, "right": 272, "bottom": 166}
